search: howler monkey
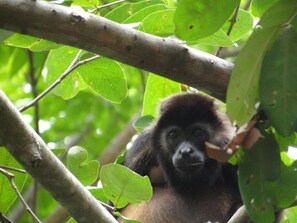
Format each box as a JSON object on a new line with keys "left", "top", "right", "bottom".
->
{"left": 121, "top": 93, "right": 242, "bottom": 223}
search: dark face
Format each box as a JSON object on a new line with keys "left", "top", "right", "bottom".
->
{"left": 162, "top": 123, "right": 211, "bottom": 175}
{"left": 151, "top": 94, "right": 226, "bottom": 189}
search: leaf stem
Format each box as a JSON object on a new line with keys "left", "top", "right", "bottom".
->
{"left": 90, "top": 0, "right": 126, "bottom": 13}
{"left": 0, "top": 167, "right": 41, "bottom": 223}
{"left": 19, "top": 53, "right": 101, "bottom": 113}
{"left": 215, "top": 1, "right": 241, "bottom": 57}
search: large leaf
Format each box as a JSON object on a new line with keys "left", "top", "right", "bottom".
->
{"left": 104, "top": 0, "right": 163, "bottom": 23}
{"left": 196, "top": 29, "right": 233, "bottom": 47}
{"left": 226, "top": 0, "right": 297, "bottom": 126}
{"left": 265, "top": 161, "right": 297, "bottom": 209}
{"left": 174, "top": 0, "right": 240, "bottom": 41}
{"left": 123, "top": 4, "right": 167, "bottom": 24}
{"left": 0, "top": 29, "right": 13, "bottom": 42}
{"left": 140, "top": 9, "right": 175, "bottom": 37}
{"left": 100, "top": 164, "right": 152, "bottom": 209}
{"left": 260, "top": 27, "right": 297, "bottom": 136}
{"left": 0, "top": 148, "right": 27, "bottom": 213}
{"left": 251, "top": 0, "right": 280, "bottom": 17}
{"left": 76, "top": 58, "right": 127, "bottom": 103}
{"left": 133, "top": 115, "right": 155, "bottom": 132}
{"left": 88, "top": 187, "right": 109, "bottom": 204}
{"left": 239, "top": 132, "right": 280, "bottom": 222}
{"left": 5, "top": 33, "right": 59, "bottom": 51}
{"left": 0, "top": 47, "right": 27, "bottom": 80}
{"left": 142, "top": 74, "right": 180, "bottom": 117}
{"left": 67, "top": 146, "right": 99, "bottom": 186}
{"left": 45, "top": 46, "right": 86, "bottom": 99}
{"left": 222, "top": 9, "right": 253, "bottom": 41}
{"left": 5, "top": 34, "right": 39, "bottom": 48}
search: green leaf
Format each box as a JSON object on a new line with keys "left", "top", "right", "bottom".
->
{"left": 30, "top": 39, "right": 60, "bottom": 52}
{"left": 71, "top": 0, "right": 94, "bottom": 8}
{"left": 88, "top": 187, "right": 109, "bottom": 203}
{"left": 140, "top": 9, "right": 175, "bottom": 37}
{"left": 100, "top": 164, "right": 152, "bottom": 209}
{"left": 222, "top": 9, "right": 253, "bottom": 41}
{"left": 260, "top": 27, "right": 297, "bottom": 136}
{"left": 114, "top": 151, "right": 126, "bottom": 165}
{"left": 174, "top": 0, "right": 240, "bottom": 41}
{"left": 274, "top": 132, "right": 297, "bottom": 152}
{"left": 45, "top": 46, "right": 86, "bottom": 99}
{"left": 292, "top": 16, "right": 297, "bottom": 31}
{"left": 105, "top": 0, "right": 163, "bottom": 23}
{"left": 76, "top": 58, "right": 127, "bottom": 103}
{"left": 0, "top": 29, "right": 13, "bottom": 42}
{"left": 4, "top": 33, "right": 59, "bottom": 51}
{"left": 5, "top": 34, "right": 38, "bottom": 48}
{"left": 226, "top": 0, "right": 297, "bottom": 126}
{"left": 0, "top": 47, "right": 27, "bottom": 80}
{"left": 50, "top": 148, "right": 67, "bottom": 157}
{"left": 133, "top": 115, "right": 155, "bottom": 132}
{"left": 265, "top": 161, "right": 297, "bottom": 208}
{"left": 251, "top": 0, "right": 280, "bottom": 17}
{"left": 238, "top": 132, "right": 280, "bottom": 222}
{"left": 281, "top": 206, "right": 297, "bottom": 223}
{"left": 123, "top": 4, "right": 167, "bottom": 24}
{"left": 142, "top": 74, "right": 181, "bottom": 117}
{"left": 0, "top": 148, "right": 27, "bottom": 213}
{"left": 67, "top": 146, "right": 99, "bottom": 186}
{"left": 66, "top": 218, "right": 76, "bottom": 223}
{"left": 195, "top": 29, "right": 233, "bottom": 47}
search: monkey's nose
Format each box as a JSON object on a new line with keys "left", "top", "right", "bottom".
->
{"left": 180, "top": 147, "right": 193, "bottom": 158}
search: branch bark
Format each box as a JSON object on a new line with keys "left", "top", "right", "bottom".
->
{"left": 0, "top": 0, "right": 233, "bottom": 101}
{"left": 227, "top": 206, "right": 251, "bottom": 223}
{"left": 0, "top": 91, "right": 116, "bottom": 223}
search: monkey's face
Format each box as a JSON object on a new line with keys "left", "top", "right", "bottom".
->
{"left": 162, "top": 123, "right": 211, "bottom": 175}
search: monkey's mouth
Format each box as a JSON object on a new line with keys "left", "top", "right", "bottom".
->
{"left": 174, "top": 161, "right": 204, "bottom": 173}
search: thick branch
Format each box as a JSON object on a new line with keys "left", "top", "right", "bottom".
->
{"left": 0, "top": 91, "right": 116, "bottom": 223}
{"left": 0, "top": 0, "right": 233, "bottom": 100}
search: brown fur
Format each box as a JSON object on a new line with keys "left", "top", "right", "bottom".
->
{"left": 121, "top": 183, "right": 241, "bottom": 223}
{"left": 122, "top": 93, "right": 241, "bottom": 223}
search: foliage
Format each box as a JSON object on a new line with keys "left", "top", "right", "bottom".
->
{"left": 0, "top": 0, "right": 296, "bottom": 222}
{"left": 0, "top": 148, "right": 27, "bottom": 213}
{"left": 100, "top": 164, "right": 152, "bottom": 209}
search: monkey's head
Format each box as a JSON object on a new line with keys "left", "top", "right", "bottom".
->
{"left": 152, "top": 93, "right": 233, "bottom": 190}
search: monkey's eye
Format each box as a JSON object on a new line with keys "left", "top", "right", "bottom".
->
{"left": 192, "top": 129, "right": 206, "bottom": 140}
{"left": 168, "top": 130, "right": 180, "bottom": 141}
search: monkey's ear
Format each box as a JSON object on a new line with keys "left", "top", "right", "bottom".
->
{"left": 158, "top": 95, "right": 177, "bottom": 116}
{"left": 159, "top": 98, "right": 170, "bottom": 116}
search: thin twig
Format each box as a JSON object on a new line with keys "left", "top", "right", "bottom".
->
{"left": 0, "top": 213, "right": 13, "bottom": 223}
{"left": 0, "top": 168, "right": 42, "bottom": 223}
{"left": 19, "top": 53, "right": 101, "bottom": 113}
{"left": 27, "top": 50, "right": 40, "bottom": 135}
{"left": 98, "top": 200, "right": 115, "bottom": 212}
{"left": 89, "top": 0, "right": 126, "bottom": 13}
{"left": 27, "top": 50, "right": 41, "bottom": 215}
{"left": 0, "top": 165, "right": 26, "bottom": 173}
{"left": 215, "top": 2, "right": 241, "bottom": 57}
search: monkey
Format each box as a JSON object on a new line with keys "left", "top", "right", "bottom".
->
{"left": 121, "top": 93, "right": 242, "bottom": 223}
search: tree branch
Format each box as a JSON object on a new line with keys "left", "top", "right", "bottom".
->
{"left": 227, "top": 205, "right": 251, "bottom": 223}
{"left": 0, "top": 0, "right": 233, "bottom": 101}
{"left": 0, "top": 91, "right": 116, "bottom": 223}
